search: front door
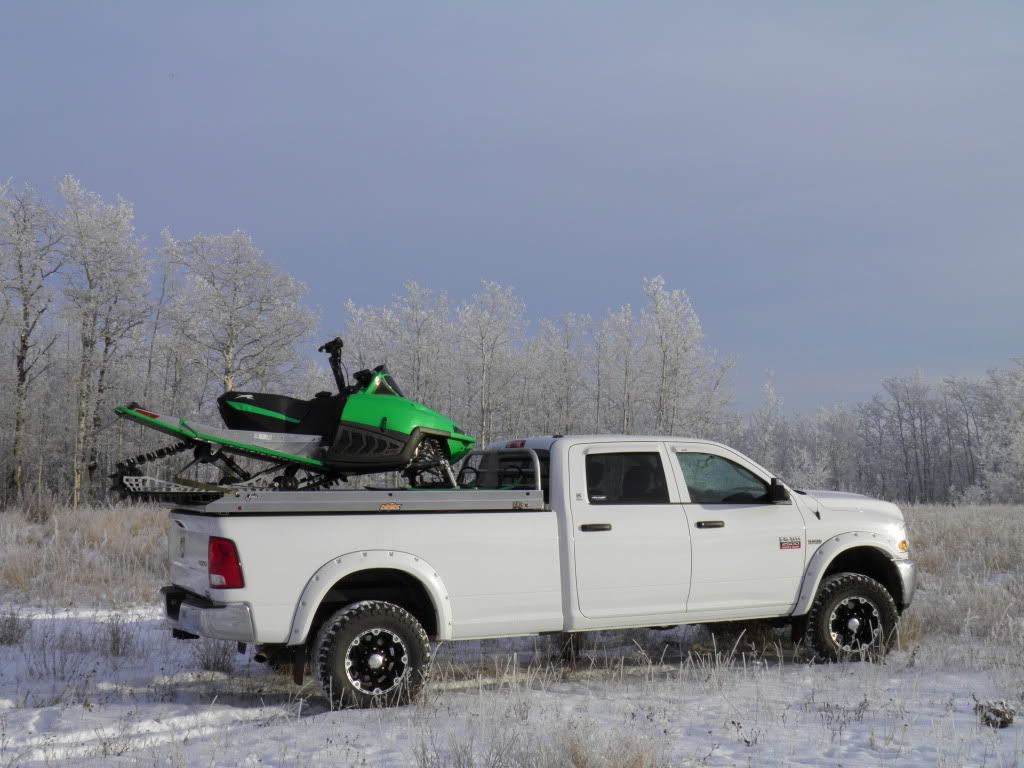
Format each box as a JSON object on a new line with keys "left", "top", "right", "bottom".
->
{"left": 668, "top": 444, "right": 807, "bottom": 615}
{"left": 568, "top": 442, "right": 690, "bottom": 619}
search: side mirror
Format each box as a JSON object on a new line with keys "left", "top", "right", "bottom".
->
{"left": 769, "top": 477, "right": 790, "bottom": 504}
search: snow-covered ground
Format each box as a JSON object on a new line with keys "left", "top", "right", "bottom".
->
{"left": 1, "top": 607, "right": 1021, "bottom": 767}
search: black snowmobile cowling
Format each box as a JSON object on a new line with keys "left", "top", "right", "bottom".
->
{"left": 113, "top": 339, "right": 475, "bottom": 502}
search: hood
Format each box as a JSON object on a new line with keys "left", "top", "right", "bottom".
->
{"left": 802, "top": 489, "right": 905, "bottom": 525}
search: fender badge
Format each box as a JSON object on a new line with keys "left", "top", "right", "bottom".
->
{"left": 379, "top": 502, "right": 401, "bottom": 511}
{"left": 779, "top": 536, "right": 802, "bottom": 550}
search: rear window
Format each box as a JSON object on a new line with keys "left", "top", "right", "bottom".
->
{"left": 460, "top": 450, "right": 549, "bottom": 495}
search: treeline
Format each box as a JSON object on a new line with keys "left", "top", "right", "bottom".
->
{"left": 0, "top": 178, "right": 315, "bottom": 506}
{"left": 342, "top": 284, "right": 1024, "bottom": 504}
{"left": 737, "top": 371, "right": 1023, "bottom": 504}
{"left": 1, "top": 178, "right": 1021, "bottom": 506}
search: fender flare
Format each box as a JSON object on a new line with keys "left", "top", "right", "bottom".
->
{"left": 285, "top": 550, "right": 454, "bottom": 645}
{"left": 793, "top": 531, "right": 903, "bottom": 616}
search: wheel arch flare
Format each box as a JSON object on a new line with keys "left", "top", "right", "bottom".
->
{"left": 287, "top": 551, "right": 454, "bottom": 646}
{"left": 794, "top": 533, "right": 907, "bottom": 615}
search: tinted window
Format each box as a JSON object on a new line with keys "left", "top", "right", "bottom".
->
{"left": 676, "top": 452, "right": 769, "bottom": 504}
{"left": 585, "top": 452, "right": 669, "bottom": 505}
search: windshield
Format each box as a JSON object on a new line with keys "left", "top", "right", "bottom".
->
{"left": 372, "top": 369, "right": 404, "bottom": 397}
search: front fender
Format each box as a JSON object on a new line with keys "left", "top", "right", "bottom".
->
{"left": 793, "top": 532, "right": 904, "bottom": 615}
{"left": 285, "top": 550, "right": 454, "bottom": 645}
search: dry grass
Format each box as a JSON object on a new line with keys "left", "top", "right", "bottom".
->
{"left": 414, "top": 719, "right": 663, "bottom": 768}
{"left": 0, "top": 502, "right": 166, "bottom": 607}
{"left": 192, "top": 638, "right": 237, "bottom": 673}
{"left": 899, "top": 504, "right": 1024, "bottom": 659}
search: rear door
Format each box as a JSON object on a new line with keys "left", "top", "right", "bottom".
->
{"left": 667, "top": 443, "right": 806, "bottom": 615}
{"left": 568, "top": 442, "right": 690, "bottom": 619}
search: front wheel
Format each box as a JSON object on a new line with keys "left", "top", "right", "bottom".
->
{"left": 312, "top": 600, "right": 431, "bottom": 708}
{"left": 803, "top": 573, "right": 899, "bottom": 662}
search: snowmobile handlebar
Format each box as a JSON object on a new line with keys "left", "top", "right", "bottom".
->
{"left": 319, "top": 337, "right": 347, "bottom": 391}
{"left": 318, "top": 337, "right": 344, "bottom": 356}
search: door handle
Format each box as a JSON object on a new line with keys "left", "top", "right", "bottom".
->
{"left": 695, "top": 520, "right": 725, "bottom": 529}
{"left": 580, "top": 523, "right": 612, "bottom": 532}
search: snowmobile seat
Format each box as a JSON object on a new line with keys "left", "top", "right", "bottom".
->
{"left": 217, "top": 390, "right": 344, "bottom": 439}
{"left": 218, "top": 391, "right": 316, "bottom": 433}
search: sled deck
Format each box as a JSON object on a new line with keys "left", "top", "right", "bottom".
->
{"left": 114, "top": 405, "right": 325, "bottom": 466}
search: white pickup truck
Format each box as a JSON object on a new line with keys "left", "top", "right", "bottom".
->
{"left": 163, "top": 435, "right": 916, "bottom": 707}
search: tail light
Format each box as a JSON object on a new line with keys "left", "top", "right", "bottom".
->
{"left": 208, "top": 537, "right": 245, "bottom": 589}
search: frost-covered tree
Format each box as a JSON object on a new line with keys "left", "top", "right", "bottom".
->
{"left": 393, "top": 283, "right": 455, "bottom": 410}
{"left": 978, "top": 361, "right": 1024, "bottom": 501}
{"left": 343, "top": 299, "right": 398, "bottom": 372}
{"left": 744, "top": 380, "right": 788, "bottom": 472}
{"left": 164, "top": 230, "right": 317, "bottom": 395}
{"left": 0, "top": 183, "right": 63, "bottom": 498}
{"left": 528, "top": 314, "right": 589, "bottom": 436}
{"left": 638, "top": 276, "right": 730, "bottom": 436}
{"left": 456, "top": 281, "right": 525, "bottom": 446}
{"left": 596, "top": 304, "right": 641, "bottom": 433}
{"left": 60, "top": 177, "right": 149, "bottom": 505}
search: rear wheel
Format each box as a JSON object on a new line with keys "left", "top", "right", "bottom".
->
{"left": 804, "top": 572, "right": 899, "bottom": 661}
{"left": 312, "top": 600, "right": 430, "bottom": 708}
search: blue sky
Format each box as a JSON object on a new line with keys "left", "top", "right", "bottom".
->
{"left": 3, "top": 2, "right": 1021, "bottom": 411}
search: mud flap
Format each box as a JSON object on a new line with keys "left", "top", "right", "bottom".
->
{"left": 292, "top": 646, "right": 306, "bottom": 686}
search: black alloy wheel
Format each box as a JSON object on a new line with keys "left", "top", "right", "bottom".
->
{"left": 804, "top": 572, "right": 899, "bottom": 661}
{"left": 313, "top": 600, "right": 430, "bottom": 708}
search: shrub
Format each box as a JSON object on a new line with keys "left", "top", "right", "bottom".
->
{"left": 0, "top": 609, "right": 30, "bottom": 646}
{"left": 193, "top": 638, "right": 235, "bottom": 673}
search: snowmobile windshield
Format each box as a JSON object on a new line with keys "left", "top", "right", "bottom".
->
{"left": 372, "top": 369, "right": 404, "bottom": 397}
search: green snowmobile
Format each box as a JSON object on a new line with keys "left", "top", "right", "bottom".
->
{"left": 113, "top": 338, "right": 475, "bottom": 502}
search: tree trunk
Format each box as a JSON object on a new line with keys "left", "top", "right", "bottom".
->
{"left": 87, "top": 334, "right": 115, "bottom": 483}
{"left": 11, "top": 331, "right": 29, "bottom": 499}
{"left": 72, "top": 339, "right": 95, "bottom": 507}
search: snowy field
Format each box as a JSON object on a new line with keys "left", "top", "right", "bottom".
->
{"left": 1, "top": 504, "right": 1022, "bottom": 767}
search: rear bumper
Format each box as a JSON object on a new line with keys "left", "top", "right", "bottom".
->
{"left": 894, "top": 559, "right": 917, "bottom": 610}
{"left": 162, "top": 586, "right": 256, "bottom": 643}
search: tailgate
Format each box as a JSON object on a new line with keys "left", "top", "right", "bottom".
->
{"left": 167, "top": 513, "right": 211, "bottom": 596}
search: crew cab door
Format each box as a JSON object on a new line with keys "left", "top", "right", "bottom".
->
{"left": 568, "top": 442, "right": 690, "bottom": 619}
{"left": 667, "top": 443, "right": 806, "bottom": 615}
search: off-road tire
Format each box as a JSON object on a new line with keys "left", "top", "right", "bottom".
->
{"left": 804, "top": 572, "right": 899, "bottom": 662}
{"left": 313, "top": 600, "right": 430, "bottom": 708}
